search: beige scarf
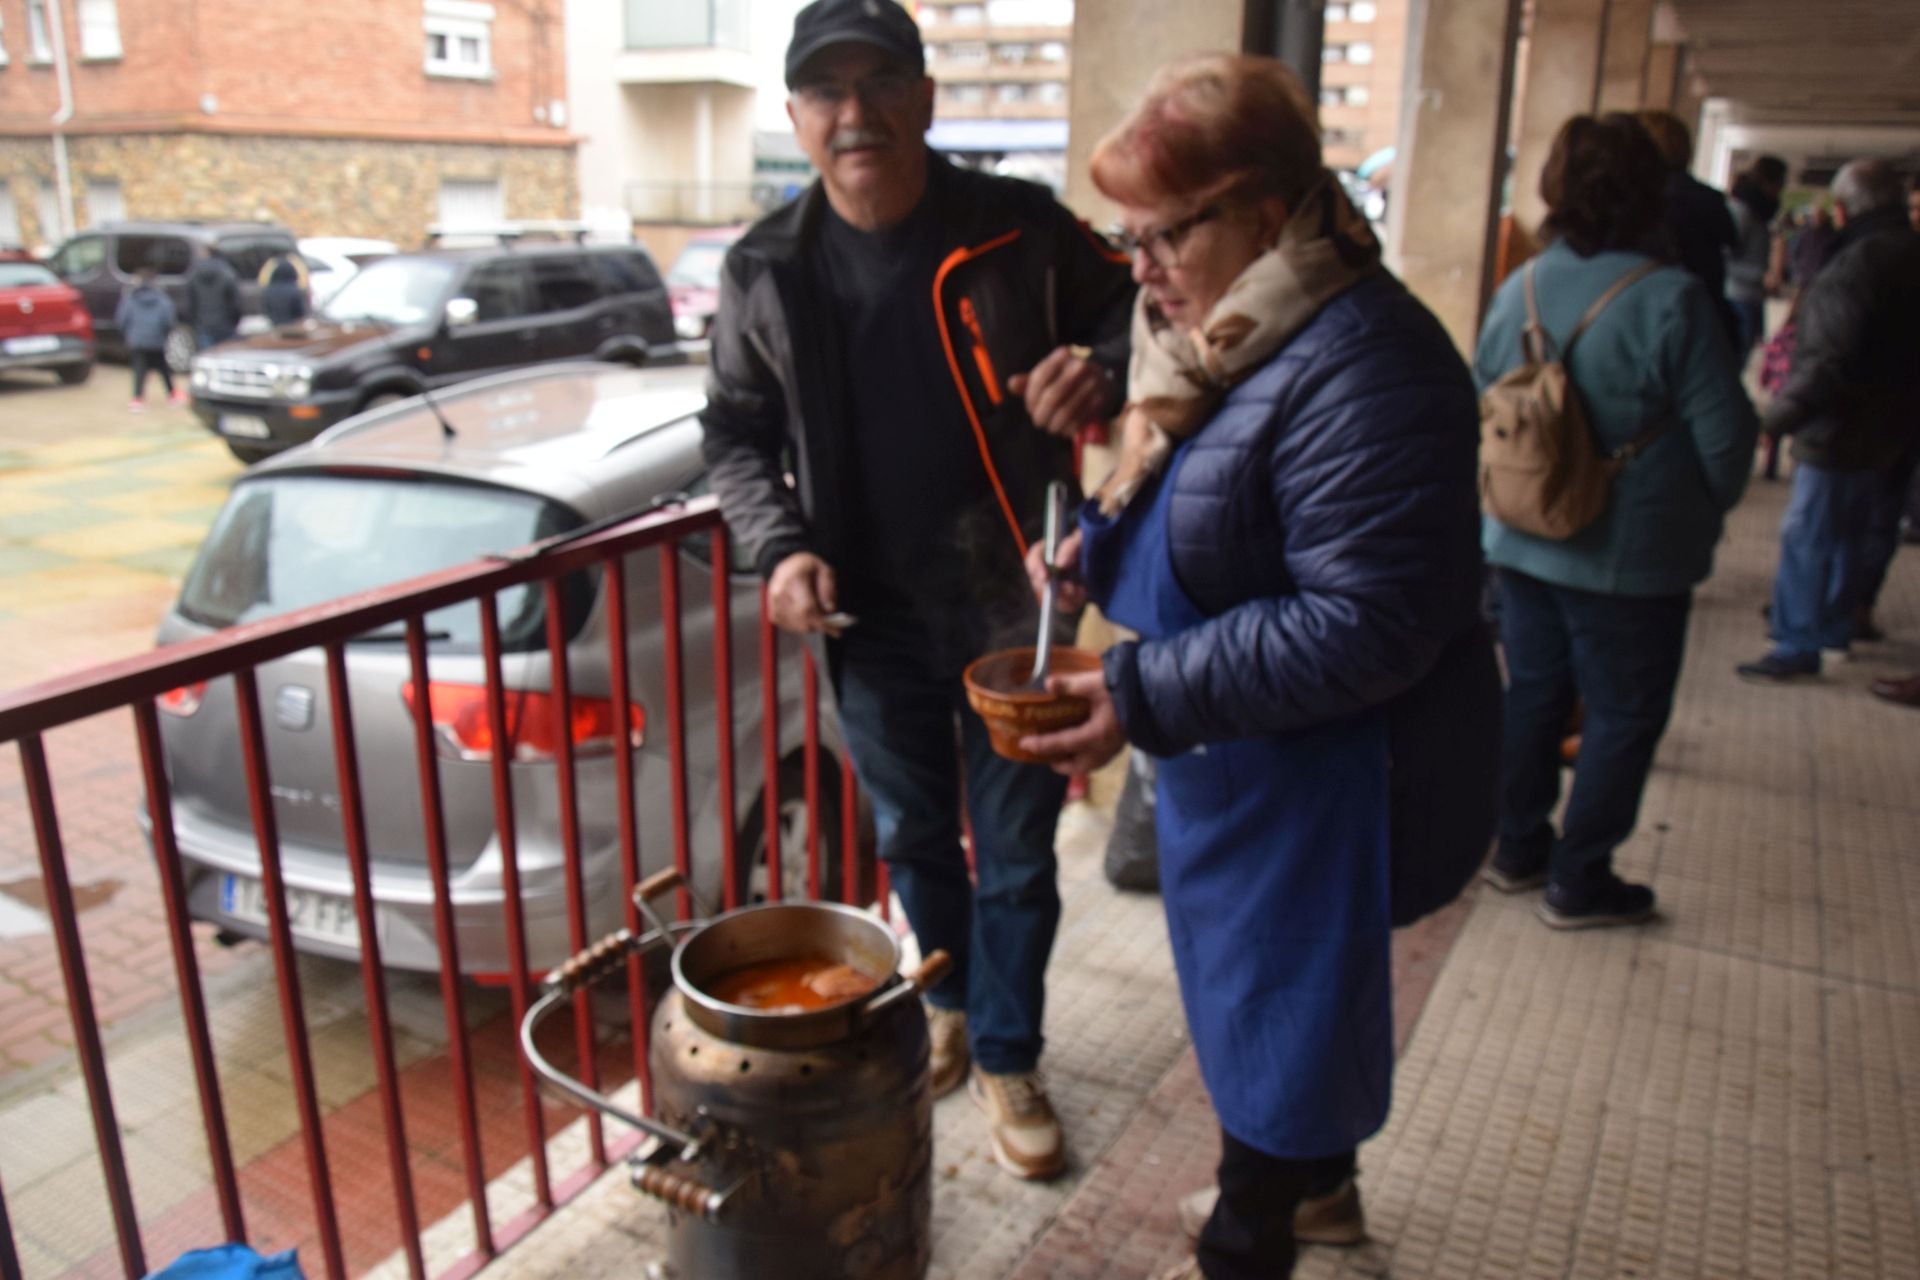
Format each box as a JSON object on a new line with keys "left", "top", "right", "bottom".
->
{"left": 1095, "top": 173, "right": 1383, "bottom": 515}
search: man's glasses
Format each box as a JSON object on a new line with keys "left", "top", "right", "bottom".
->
{"left": 1110, "top": 206, "right": 1222, "bottom": 269}
{"left": 791, "top": 70, "right": 920, "bottom": 114}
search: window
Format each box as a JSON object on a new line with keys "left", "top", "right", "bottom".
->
{"left": 0, "top": 12, "right": 10, "bottom": 66}
{"left": 114, "top": 234, "right": 191, "bottom": 276}
{"left": 591, "top": 251, "right": 662, "bottom": 297}
{"left": 986, "top": 0, "right": 1072, "bottom": 24}
{"left": 1325, "top": 3, "right": 1347, "bottom": 19}
{"left": 437, "top": 177, "right": 504, "bottom": 228}
{"left": 1347, "top": 41, "right": 1374, "bottom": 65}
{"left": 994, "top": 82, "right": 1029, "bottom": 104}
{"left": 1038, "top": 41, "right": 1066, "bottom": 61}
{"left": 994, "top": 43, "right": 1030, "bottom": 64}
{"left": 1350, "top": 2, "right": 1378, "bottom": 20}
{"left": 529, "top": 255, "right": 599, "bottom": 312}
{"left": 50, "top": 235, "right": 107, "bottom": 278}
{"left": 949, "top": 6, "right": 984, "bottom": 24}
{"left": 460, "top": 259, "right": 530, "bottom": 323}
{"left": 38, "top": 184, "right": 67, "bottom": 245}
{"left": 219, "top": 235, "right": 296, "bottom": 282}
{"left": 1322, "top": 44, "right": 1345, "bottom": 63}
{"left": 85, "top": 178, "right": 124, "bottom": 226}
{"left": 77, "top": 0, "right": 121, "bottom": 59}
{"left": 0, "top": 190, "right": 18, "bottom": 243}
{"left": 1345, "top": 84, "right": 1371, "bottom": 107}
{"left": 941, "top": 83, "right": 987, "bottom": 106}
{"left": 946, "top": 41, "right": 988, "bottom": 65}
{"left": 1035, "top": 80, "right": 1065, "bottom": 104}
{"left": 424, "top": 0, "right": 493, "bottom": 79}
{"left": 27, "top": 0, "right": 52, "bottom": 61}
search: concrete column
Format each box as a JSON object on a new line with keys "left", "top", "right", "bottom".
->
{"left": 1641, "top": 40, "right": 1680, "bottom": 111}
{"left": 1595, "top": 0, "right": 1653, "bottom": 112}
{"left": 1508, "top": 0, "right": 1606, "bottom": 238}
{"left": 1389, "top": 0, "right": 1524, "bottom": 356}
{"left": 1064, "top": 1, "right": 1244, "bottom": 222}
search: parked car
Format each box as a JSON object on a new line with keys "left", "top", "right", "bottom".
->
{"left": 666, "top": 227, "right": 743, "bottom": 342}
{"left": 45, "top": 220, "right": 298, "bottom": 372}
{"left": 297, "top": 236, "right": 398, "bottom": 306}
{"left": 0, "top": 260, "right": 95, "bottom": 384}
{"left": 146, "top": 361, "right": 860, "bottom": 976}
{"left": 187, "top": 243, "right": 681, "bottom": 463}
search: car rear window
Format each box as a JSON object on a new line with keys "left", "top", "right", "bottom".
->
{"left": 667, "top": 242, "right": 727, "bottom": 290}
{"left": 178, "top": 474, "right": 597, "bottom": 652}
{"left": 115, "top": 235, "right": 192, "bottom": 277}
{"left": 0, "top": 264, "right": 58, "bottom": 288}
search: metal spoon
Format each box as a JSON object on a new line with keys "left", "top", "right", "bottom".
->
{"left": 1027, "top": 480, "right": 1069, "bottom": 690}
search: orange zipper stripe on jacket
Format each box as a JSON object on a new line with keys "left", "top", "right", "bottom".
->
{"left": 932, "top": 230, "right": 1028, "bottom": 557}
{"left": 958, "top": 296, "right": 1004, "bottom": 406}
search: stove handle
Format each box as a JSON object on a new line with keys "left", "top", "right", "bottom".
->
{"left": 632, "top": 1162, "right": 733, "bottom": 1221}
{"left": 857, "top": 949, "right": 954, "bottom": 1024}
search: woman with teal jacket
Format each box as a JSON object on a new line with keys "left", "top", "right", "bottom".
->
{"left": 1475, "top": 114, "right": 1758, "bottom": 929}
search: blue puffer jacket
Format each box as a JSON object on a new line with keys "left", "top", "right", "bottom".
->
{"left": 1102, "top": 273, "right": 1501, "bottom": 924}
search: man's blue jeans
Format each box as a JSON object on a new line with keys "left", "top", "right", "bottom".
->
{"left": 833, "top": 615, "right": 1066, "bottom": 1075}
{"left": 1496, "top": 570, "right": 1690, "bottom": 894}
{"left": 1770, "top": 463, "right": 1880, "bottom": 659}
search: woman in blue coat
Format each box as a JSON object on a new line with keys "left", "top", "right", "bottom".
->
{"left": 1022, "top": 55, "right": 1497, "bottom": 1280}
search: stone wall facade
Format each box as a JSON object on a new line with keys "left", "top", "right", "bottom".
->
{"left": 1, "top": 132, "right": 577, "bottom": 250}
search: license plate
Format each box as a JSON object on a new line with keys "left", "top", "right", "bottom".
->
{"left": 221, "top": 874, "right": 359, "bottom": 944}
{"left": 220, "top": 414, "right": 271, "bottom": 439}
{"left": 3, "top": 335, "right": 60, "bottom": 355}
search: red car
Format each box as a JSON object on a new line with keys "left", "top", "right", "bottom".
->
{"left": 0, "top": 260, "right": 94, "bottom": 385}
{"left": 666, "top": 226, "right": 744, "bottom": 342}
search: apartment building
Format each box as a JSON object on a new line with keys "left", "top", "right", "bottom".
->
{"left": 0, "top": 0, "right": 577, "bottom": 252}
{"left": 916, "top": 0, "right": 1073, "bottom": 189}
{"left": 1318, "top": 0, "right": 1405, "bottom": 174}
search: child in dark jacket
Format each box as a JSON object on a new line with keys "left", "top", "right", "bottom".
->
{"left": 115, "top": 268, "right": 183, "bottom": 411}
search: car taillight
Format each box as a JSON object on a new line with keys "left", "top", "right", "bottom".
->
{"left": 400, "top": 680, "right": 644, "bottom": 762}
{"left": 158, "top": 682, "right": 207, "bottom": 717}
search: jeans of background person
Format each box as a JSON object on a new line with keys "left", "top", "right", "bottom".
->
{"left": 1857, "top": 448, "right": 1920, "bottom": 615}
{"left": 1496, "top": 570, "right": 1690, "bottom": 894}
{"left": 833, "top": 615, "right": 1066, "bottom": 1076}
{"left": 1196, "top": 1132, "right": 1354, "bottom": 1279}
{"left": 1769, "top": 464, "right": 1881, "bottom": 659}
{"left": 130, "top": 348, "right": 174, "bottom": 399}
{"left": 195, "top": 325, "right": 236, "bottom": 351}
{"left": 1730, "top": 296, "right": 1766, "bottom": 367}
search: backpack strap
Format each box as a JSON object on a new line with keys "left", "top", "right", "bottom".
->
{"left": 1563, "top": 260, "right": 1663, "bottom": 355}
{"left": 1520, "top": 260, "right": 1552, "bottom": 363}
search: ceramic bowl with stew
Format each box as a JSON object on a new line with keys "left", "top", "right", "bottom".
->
{"left": 962, "top": 645, "right": 1103, "bottom": 765}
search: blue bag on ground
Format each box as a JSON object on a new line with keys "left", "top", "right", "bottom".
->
{"left": 148, "top": 1244, "right": 305, "bottom": 1279}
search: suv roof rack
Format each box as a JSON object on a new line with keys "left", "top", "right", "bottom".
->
{"left": 423, "top": 220, "right": 606, "bottom": 248}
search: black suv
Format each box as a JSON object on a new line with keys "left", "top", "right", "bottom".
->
{"left": 45, "top": 220, "right": 298, "bottom": 372}
{"left": 186, "top": 244, "right": 680, "bottom": 462}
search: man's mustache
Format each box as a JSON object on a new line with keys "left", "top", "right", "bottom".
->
{"left": 829, "top": 128, "right": 891, "bottom": 155}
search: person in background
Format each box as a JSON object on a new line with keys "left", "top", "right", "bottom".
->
{"left": 183, "top": 248, "right": 242, "bottom": 350}
{"left": 261, "top": 257, "right": 309, "bottom": 326}
{"left": 698, "top": 0, "right": 1134, "bottom": 1183}
{"left": 1478, "top": 115, "right": 1756, "bottom": 927}
{"left": 1738, "top": 157, "right": 1920, "bottom": 682}
{"left": 115, "top": 266, "right": 184, "bottom": 412}
{"left": 1724, "top": 154, "right": 1787, "bottom": 365}
{"left": 1637, "top": 110, "right": 1738, "bottom": 346}
{"left": 1021, "top": 54, "right": 1498, "bottom": 1280}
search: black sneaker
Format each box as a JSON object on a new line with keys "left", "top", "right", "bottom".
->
{"left": 1736, "top": 652, "right": 1819, "bottom": 683}
{"left": 1537, "top": 879, "right": 1655, "bottom": 929}
{"left": 1481, "top": 858, "right": 1548, "bottom": 893}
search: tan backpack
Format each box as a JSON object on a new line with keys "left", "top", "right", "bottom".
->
{"left": 1479, "top": 259, "right": 1664, "bottom": 540}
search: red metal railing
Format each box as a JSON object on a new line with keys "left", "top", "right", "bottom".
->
{"left": 0, "top": 497, "right": 870, "bottom": 1279}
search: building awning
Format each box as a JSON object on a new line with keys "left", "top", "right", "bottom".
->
{"left": 926, "top": 119, "right": 1070, "bottom": 153}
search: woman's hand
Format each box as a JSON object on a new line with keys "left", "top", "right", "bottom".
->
{"left": 1008, "top": 346, "right": 1120, "bottom": 438}
{"left": 1018, "top": 668, "right": 1126, "bottom": 776}
{"left": 1023, "top": 527, "right": 1086, "bottom": 614}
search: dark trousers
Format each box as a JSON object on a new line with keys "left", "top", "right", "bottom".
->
{"left": 130, "top": 348, "right": 173, "bottom": 398}
{"left": 1495, "top": 570, "right": 1690, "bottom": 893}
{"left": 1197, "top": 1130, "right": 1354, "bottom": 1279}
{"left": 1769, "top": 463, "right": 1879, "bottom": 658}
{"left": 832, "top": 614, "right": 1066, "bottom": 1075}
{"left": 1859, "top": 447, "right": 1920, "bottom": 614}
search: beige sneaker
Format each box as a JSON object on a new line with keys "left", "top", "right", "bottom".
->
{"left": 968, "top": 1069, "right": 1066, "bottom": 1180}
{"left": 1177, "top": 1178, "right": 1366, "bottom": 1245}
{"left": 926, "top": 1004, "right": 970, "bottom": 1098}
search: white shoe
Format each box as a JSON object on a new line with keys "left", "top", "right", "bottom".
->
{"left": 969, "top": 1069, "right": 1065, "bottom": 1180}
{"left": 926, "top": 1004, "right": 969, "bottom": 1098}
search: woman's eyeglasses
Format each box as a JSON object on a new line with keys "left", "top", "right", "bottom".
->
{"left": 791, "top": 70, "right": 920, "bottom": 114}
{"left": 1110, "top": 206, "right": 1221, "bottom": 268}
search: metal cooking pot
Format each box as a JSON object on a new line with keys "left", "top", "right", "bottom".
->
{"left": 522, "top": 870, "right": 949, "bottom": 1279}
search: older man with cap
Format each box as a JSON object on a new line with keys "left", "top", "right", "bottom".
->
{"left": 698, "top": 0, "right": 1135, "bottom": 1180}
{"left": 1739, "top": 157, "right": 1920, "bottom": 684}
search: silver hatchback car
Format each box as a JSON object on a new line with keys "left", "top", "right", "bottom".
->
{"left": 148, "top": 362, "right": 856, "bottom": 975}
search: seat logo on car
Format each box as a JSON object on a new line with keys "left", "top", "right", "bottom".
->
{"left": 275, "top": 684, "right": 316, "bottom": 731}
{"left": 17, "top": 299, "right": 32, "bottom": 314}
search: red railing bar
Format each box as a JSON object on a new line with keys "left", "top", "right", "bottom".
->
{"left": 842, "top": 750, "right": 861, "bottom": 910}
{"left": 476, "top": 1128, "right": 647, "bottom": 1273}
{"left": 19, "top": 734, "right": 146, "bottom": 1279}
{"left": 132, "top": 702, "right": 246, "bottom": 1243}
{"left": 710, "top": 531, "right": 739, "bottom": 911}
{"left": 602, "top": 564, "right": 653, "bottom": 1103}
{"left": 0, "top": 500, "right": 726, "bottom": 742}
{"left": 542, "top": 580, "right": 606, "bottom": 1169}
{"left": 658, "top": 545, "right": 693, "bottom": 922}
{"left": 322, "top": 643, "right": 425, "bottom": 1279}
{"left": 802, "top": 651, "right": 822, "bottom": 904}
{"left": 402, "top": 617, "right": 494, "bottom": 1257}
{"left": 759, "top": 584, "right": 781, "bottom": 904}
{"left": 477, "top": 596, "right": 553, "bottom": 1210}
{"left": 231, "top": 670, "right": 346, "bottom": 1280}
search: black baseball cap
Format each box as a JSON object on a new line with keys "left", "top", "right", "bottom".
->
{"left": 785, "top": 0, "right": 926, "bottom": 88}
